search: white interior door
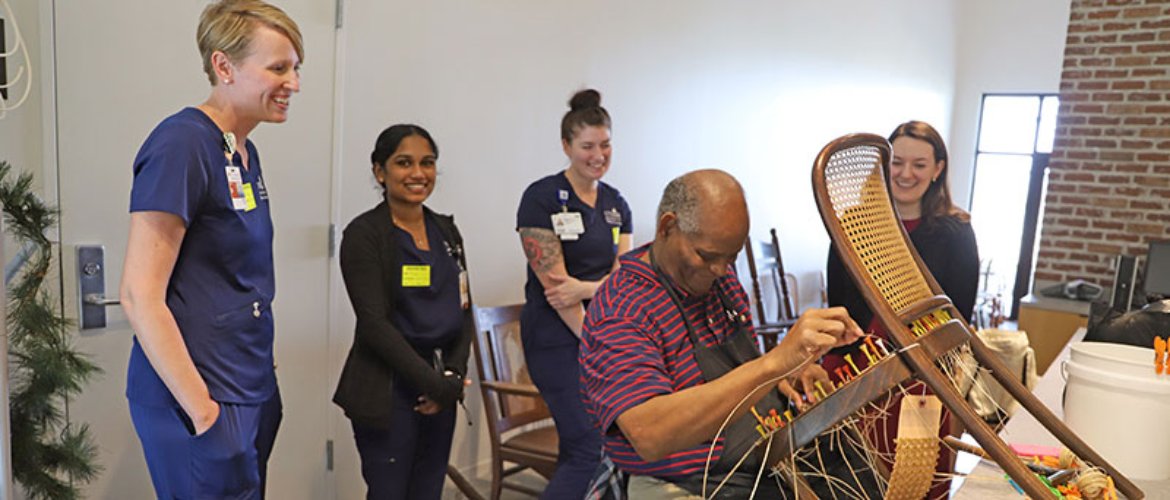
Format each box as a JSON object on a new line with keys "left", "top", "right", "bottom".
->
{"left": 48, "top": 1, "right": 337, "bottom": 498}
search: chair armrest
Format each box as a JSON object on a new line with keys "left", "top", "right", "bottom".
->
{"left": 481, "top": 380, "right": 542, "bottom": 397}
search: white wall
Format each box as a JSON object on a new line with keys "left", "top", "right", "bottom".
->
{"left": 0, "top": 0, "right": 43, "bottom": 184}
{"left": 949, "top": 0, "right": 1071, "bottom": 209}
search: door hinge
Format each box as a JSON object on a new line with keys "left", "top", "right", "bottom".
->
{"left": 326, "top": 439, "right": 334, "bottom": 471}
{"left": 334, "top": 0, "right": 344, "bottom": 29}
{"left": 328, "top": 223, "right": 338, "bottom": 258}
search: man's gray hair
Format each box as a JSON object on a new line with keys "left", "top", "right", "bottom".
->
{"left": 657, "top": 176, "right": 701, "bottom": 234}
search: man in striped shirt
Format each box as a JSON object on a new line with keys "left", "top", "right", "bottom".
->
{"left": 580, "top": 169, "right": 867, "bottom": 498}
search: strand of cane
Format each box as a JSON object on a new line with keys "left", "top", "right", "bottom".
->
{"left": 833, "top": 426, "right": 875, "bottom": 500}
{"left": 701, "top": 352, "right": 817, "bottom": 498}
{"left": 823, "top": 427, "right": 871, "bottom": 500}
{"left": 746, "top": 430, "right": 775, "bottom": 500}
{"left": 838, "top": 417, "right": 889, "bottom": 498}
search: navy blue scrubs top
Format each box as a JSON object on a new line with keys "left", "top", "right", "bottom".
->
{"left": 126, "top": 107, "right": 276, "bottom": 407}
{"left": 516, "top": 172, "right": 633, "bottom": 349}
{"left": 391, "top": 218, "right": 464, "bottom": 355}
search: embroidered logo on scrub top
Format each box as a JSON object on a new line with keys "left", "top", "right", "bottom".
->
{"left": 604, "top": 207, "right": 622, "bottom": 226}
{"left": 402, "top": 265, "right": 431, "bottom": 287}
{"left": 256, "top": 175, "right": 269, "bottom": 200}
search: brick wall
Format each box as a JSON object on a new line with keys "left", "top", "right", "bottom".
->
{"left": 1034, "top": 0, "right": 1170, "bottom": 291}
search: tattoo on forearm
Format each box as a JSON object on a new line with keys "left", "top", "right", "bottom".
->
{"left": 519, "top": 228, "right": 561, "bottom": 274}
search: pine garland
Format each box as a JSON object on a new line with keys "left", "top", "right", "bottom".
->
{"left": 0, "top": 161, "right": 101, "bottom": 500}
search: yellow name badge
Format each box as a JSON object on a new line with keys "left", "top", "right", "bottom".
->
{"left": 612, "top": 226, "right": 620, "bottom": 245}
{"left": 402, "top": 265, "right": 431, "bottom": 287}
{"left": 243, "top": 183, "right": 257, "bottom": 212}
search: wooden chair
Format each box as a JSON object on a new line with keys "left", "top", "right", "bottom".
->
{"left": 742, "top": 229, "right": 797, "bottom": 350}
{"left": 472, "top": 304, "right": 558, "bottom": 499}
{"left": 764, "top": 133, "right": 1141, "bottom": 498}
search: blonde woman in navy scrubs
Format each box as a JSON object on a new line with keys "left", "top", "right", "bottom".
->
{"left": 333, "top": 124, "right": 473, "bottom": 499}
{"left": 517, "top": 89, "right": 633, "bottom": 498}
{"left": 120, "top": 2, "right": 301, "bottom": 498}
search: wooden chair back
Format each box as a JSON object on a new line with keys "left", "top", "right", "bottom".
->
{"left": 802, "top": 133, "right": 1141, "bottom": 498}
{"left": 742, "top": 236, "right": 795, "bottom": 350}
{"left": 757, "top": 228, "right": 799, "bottom": 321}
{"left": 474, "top": 305, "right": 542, "bottom": 421}
{"left": 472, "top": 304, "right": 557, "bottom": 499}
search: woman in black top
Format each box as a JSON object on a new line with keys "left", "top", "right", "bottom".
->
{"left": 333, "top": 124, "right": 473, "bottom": 500}
{"left": 827, "top": 121, "right": 979, "bottom": 327}
{"left": 824, "top": 120, "right": 979, "bottom": 499}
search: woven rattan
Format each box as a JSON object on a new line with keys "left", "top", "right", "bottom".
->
{"left": 884, "top": 437, "right": 940, "bottom": 500}
{"left": 808, "top": 133, "right": 1142, "bottom": 499}
{"left": 822, "top": 144, "right": 934, "bottom": 321}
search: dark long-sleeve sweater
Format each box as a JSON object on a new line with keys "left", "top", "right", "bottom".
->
{"left": 332, "top": 201, "right": 474, "bottom": 427}
{"left": 826, "top": 215, "right": 980, "bottom": 329}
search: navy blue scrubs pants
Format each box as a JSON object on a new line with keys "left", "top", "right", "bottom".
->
{"left": 526, "top": 342, "right": 601, "bottom": 500}
{"left": 130, "top": 389, "right": 282, "bottom": 499}
{"left": 351, "top": 383, "right": 456, "bottom": 500}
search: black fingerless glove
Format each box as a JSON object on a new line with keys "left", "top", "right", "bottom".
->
{"left": 446, "top": 370, "right": 466, "bottom": 403}
{"left": 431, "top": 371, "right": 465, "bottom": 409}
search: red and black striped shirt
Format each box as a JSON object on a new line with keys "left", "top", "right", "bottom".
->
{"left": 579, "top": 244, "right": 754, "bottom": 479}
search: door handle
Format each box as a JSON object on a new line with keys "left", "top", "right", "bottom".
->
{"left": 83, "top": 293, "right": 120, "bottom": 306}
{"left": 77, "top": 245, "right": 118, "bottom": 330}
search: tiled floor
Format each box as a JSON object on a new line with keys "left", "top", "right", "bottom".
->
{"left": 443, "top": 469, "right": 547, "bottom": 500}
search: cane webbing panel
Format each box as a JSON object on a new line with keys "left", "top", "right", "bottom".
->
{"left": 822, "top": 144, "right": 934, "bottom": 317}
{"left": 817, "top": 136, "right": 942, "bottom": 499}
{"left": 884, "top": 437, "right": 939, "bottom": 500}
{"left": 813, "top": 134, "right": 1143, "bottom": 499}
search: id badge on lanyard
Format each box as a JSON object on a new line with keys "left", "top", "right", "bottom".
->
{"left": 223, "top": 132, "right": 256, "bottom": 212}
{"left": 551, "top": 189, "right": 584, "bottom": 241}
{"left": 444, "top": 239, "right": 471, "bottom": 310}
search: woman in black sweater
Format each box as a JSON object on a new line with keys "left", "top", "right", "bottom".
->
{"left": 827, "top": 121, "right": 979, "bottom": 327}
{"left": 333, "top": 124, "right": 473, "bottom": 500}
{"left": 824, "top": 120, "right": 979, "bottom": 499}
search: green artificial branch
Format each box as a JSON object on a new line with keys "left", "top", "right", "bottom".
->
{"left": 0, "top": 161, "right": 101, "bottom": 500}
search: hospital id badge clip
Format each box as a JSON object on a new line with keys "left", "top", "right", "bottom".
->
{"left": 551, "top": 212, "right": 584, "bottom": 241}
{"left": 459, "top": 270, "right": 470, "bottom": 310}
{"left": 225, "top": 166, "right": 248, "bottom": 210}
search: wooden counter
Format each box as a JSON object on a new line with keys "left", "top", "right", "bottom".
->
{"left": 1017, "top": 293, "right": 1089, "bottom": 376}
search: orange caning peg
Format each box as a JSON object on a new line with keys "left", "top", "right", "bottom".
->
{"left": 1155, "top": 337, "right": 1166, "bottom": 374}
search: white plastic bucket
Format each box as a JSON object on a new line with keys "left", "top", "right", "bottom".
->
{"left": 1069, "top": 341, "right": 1158, "bottom": 378}
{"left": 1063, "top": 358, "right": 1170, "bottom": 481}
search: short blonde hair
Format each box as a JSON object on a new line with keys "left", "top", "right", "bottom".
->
{"left": 197, "top": 0, "right": 304, "bottom": 86}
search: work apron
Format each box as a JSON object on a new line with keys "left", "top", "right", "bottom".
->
{"left": 650, "top": 255, "right": 788, "bottom": 474}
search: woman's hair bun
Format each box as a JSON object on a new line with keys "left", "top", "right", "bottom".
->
{"left": 569, "top": 89, "right": 602, "bottom": 111}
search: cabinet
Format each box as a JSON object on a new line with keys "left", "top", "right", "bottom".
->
{"left": 1017, "top": 294, "right": 1089, "bottom": 376}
